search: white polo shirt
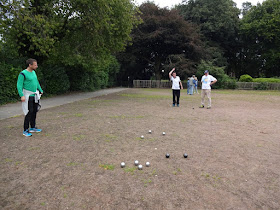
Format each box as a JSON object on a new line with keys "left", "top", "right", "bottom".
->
{"left": 170, "top": 76, "right": 181, "bottom": 90}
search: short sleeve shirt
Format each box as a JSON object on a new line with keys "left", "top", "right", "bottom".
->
{"left": 201, "top": 75, "right": 217, "bottom": 89}
{"left": 170, "top": 76, "right": 181, "bottom": 90}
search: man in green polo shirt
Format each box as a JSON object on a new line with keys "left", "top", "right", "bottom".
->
{"left": 17, "top": 58, "right": 43, "bottom": 137}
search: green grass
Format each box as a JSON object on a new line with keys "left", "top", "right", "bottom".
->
{"left": 124, "top": 167, "right": 136, "bottom": 175}
{"left": 73, "top": 134, "right": 85, "bottom": 141}
{"left": 151, "top": 169, "right": 157, "bottom": 176}
{"left": 135, "top": 137, "right": 156, "bottom": 142}
{"left": 120, "top": 93, "right": 170, "bottom": 99}
{"left": 201, "top": 173, "right": 210, "bottom": 178}
{"left": 142, "top": 179, "right": 152, "bottom": 187}
{"left": 99, "top": 164, "right": 115, "bottom": 170}
{"left": 201, "top": 172, "right": 222, "bottom": 187}
{"left": 142, "top": 88, "right": 169, "bottom": 92}
{"left": 214, "top": 89, "right": 280, "bottom": 96}
{"left": 4, "top": 158, "right": 13, "bottom": 163}
{"left": 103, "top": 134, "right": 118, "bottom": 142}
{"left": 74, "top": 113, "right": 83, "bottom": 117}
{"left": 15, "top": 161, "right": 23, "bottom": 165}
{"left": 11, "top": 115, "right": 21, "bottom": 118}
{"left": 67, "top": 162, "right": 79, "bottom": 166}
{"left": 172, "top": 168, "right": 182, "bottom": 175}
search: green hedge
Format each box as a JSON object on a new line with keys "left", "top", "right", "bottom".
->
{"left": 239, "top": 74, "right": 253, "bottom": 82}
{"left": 239, "top": 75, "right": 280, "bottom": 83}
{"left": 42, "top": 65, "right": 70, "bottom": 94}
{"left": 253, "top": 78, "right": 280, "bottom": 83}
{"left": 0, "top": 63, "right": 22, "bottom": 104}
{"left": 0, "top": 55, "right": 121, "bottom": 104}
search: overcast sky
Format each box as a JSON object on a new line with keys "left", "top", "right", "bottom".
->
{"left": 134, "top": 0, "right": 265, "bottom": 9}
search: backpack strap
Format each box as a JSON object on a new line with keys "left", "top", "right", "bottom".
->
{"left": 20, "top": 72, "right": 26, "bottom": 79}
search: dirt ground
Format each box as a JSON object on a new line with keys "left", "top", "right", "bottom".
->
{"left": 1, "top": 88, "right": 280, "bottom": 210}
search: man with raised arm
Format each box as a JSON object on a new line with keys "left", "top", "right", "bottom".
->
{"left": 169, "top": 68, "right": 183, "bottom": 107}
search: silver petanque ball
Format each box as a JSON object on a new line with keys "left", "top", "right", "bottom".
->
{"left": 162, "top": 132, "right": 166, "bottom": 135}
{"left": 146, "top": 162, "right": 150, "bottom": 167}
{"left": 138, "top": 164, "right": 143, "bottom": 170}
{"left": 120, "top": 162, "right": 125, "bottom": 168}
{"left": 141, "top": 135, "right": 144, "bottom": 139}
{"left": 149, "top": 130, "right": 152, "bottom": 134}
{"left": 134, "top": 160, "right": 139, "bottom": 166}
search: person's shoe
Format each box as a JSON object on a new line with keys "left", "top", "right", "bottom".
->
{"left": 23, "top": 130, "right": 32, "bottom": 137}
{"left": 199, "top": 105, "right": 204, "bottom": 108}
{"left": 207, "top": 106, "right": 211, "bottom": 109}
{"left": 177, "top": 104, "right": 179, "bottom": 107}
{"left": 172, "top": 104, "right": 175, "bottom": 107}
{"left": 29, "top": 128, "right": 42, "bottom": 133}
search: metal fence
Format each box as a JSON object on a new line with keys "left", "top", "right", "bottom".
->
{"left": 133, "top": 80, "right": 173, "bottom": 88}
{"left": 133, "top": 80, "right": 280, "bottom": 90}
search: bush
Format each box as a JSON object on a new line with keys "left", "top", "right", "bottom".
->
{"left": 0, "top": 63, "right": 22, "bottom": 104}
{"left": 197, "top": 60, "right": 236, "bottom": 89}
{"left": 67, "top": 55, "right": 120, "bottom": 91}
{"left": 254, "top": 82, "right": 268, "bottom": 90}
{"left": 67, "top": 68, "right": 96, "bottom": 91}
{"left": 106, "top": 56, "right": 120, "bottom": 87}
{"left": 222, "top": 76, "right": 237, "bottom": 89}
{"left": 42, "top": 66, "right": 70, "bottom": 94}
{"left": 239, "top": 74, "right": 253, "bottom": 82}
{"left": 253, "top": 78, "right": 280, "bottom": 83}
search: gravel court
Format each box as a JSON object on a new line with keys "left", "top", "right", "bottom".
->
{"left": 0, "top": 88, "right": 279, "bottom": 209}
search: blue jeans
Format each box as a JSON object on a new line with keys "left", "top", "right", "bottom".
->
{"left": 189, "top": 85, "right": 194, "bottom": 95}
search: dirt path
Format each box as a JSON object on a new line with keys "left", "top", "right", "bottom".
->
{"left": 0, "top": 88, "right": 127, "bottom": 120}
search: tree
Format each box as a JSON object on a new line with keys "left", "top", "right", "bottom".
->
{"left": 1, "top": 0, "right": 140, "bottom": 66}
{"left": 118, "top": 2, "right": 203, "bottom": 81}
{"left": 178, "top": 0, "right": 240, "bottom": 73}
{"left": 241, "top": 2, "right": 253, "bottom": 16}
{"left": 0, "top": 0, "right": 140, "bottom": 96}
{"left": 239, "top": 0, "right": 280, "bottom": 77}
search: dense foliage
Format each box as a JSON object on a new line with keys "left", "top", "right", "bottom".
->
{"left": 239, "top": 0, "right": 280, "bottom": 78}
{"left": 196, "top": 61, "right": 236, "bottom": 89}
{"left": 0, "top": 0, "right": 139, "bottom": 104}
{"left": 117, "top": 2, "right": 203, "bottom": 82}
{"left": 177, "top": 0, "right": 240, "bottom": 71}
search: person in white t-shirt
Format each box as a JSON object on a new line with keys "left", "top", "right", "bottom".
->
{"left": 169, "top": 68, "right": 183, "bottom": 107}
{"left": 199, "top": 70, "right": 217, "bottom": 109}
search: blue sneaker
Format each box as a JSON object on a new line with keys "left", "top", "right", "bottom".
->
{"left": 172, "top": 104, "right": 175, "bottom": 107}
{"left": 23, "top": 130, "right": 32, "bottom": 137}
{"left": 177, "top": 104, "right": 179, "bottom": 107}
{"left": 29, "top": 128, "right": 42, "bottom": 133}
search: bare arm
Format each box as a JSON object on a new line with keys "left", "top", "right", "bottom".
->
{"left": 180, "top": 81, "right": 183, "bottom": 89}
{"left": 169, "top": 68, "right": 175, "bottom": 79}
{"left": 210, "top": 79, "right": 217, "bottom": 86}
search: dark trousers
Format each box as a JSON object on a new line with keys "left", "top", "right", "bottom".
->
{"left": 172, "top": 89, "right": 180, "bottom": 105}
{"left": 24, "top": 96, "right": 38, "bottom": 131}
